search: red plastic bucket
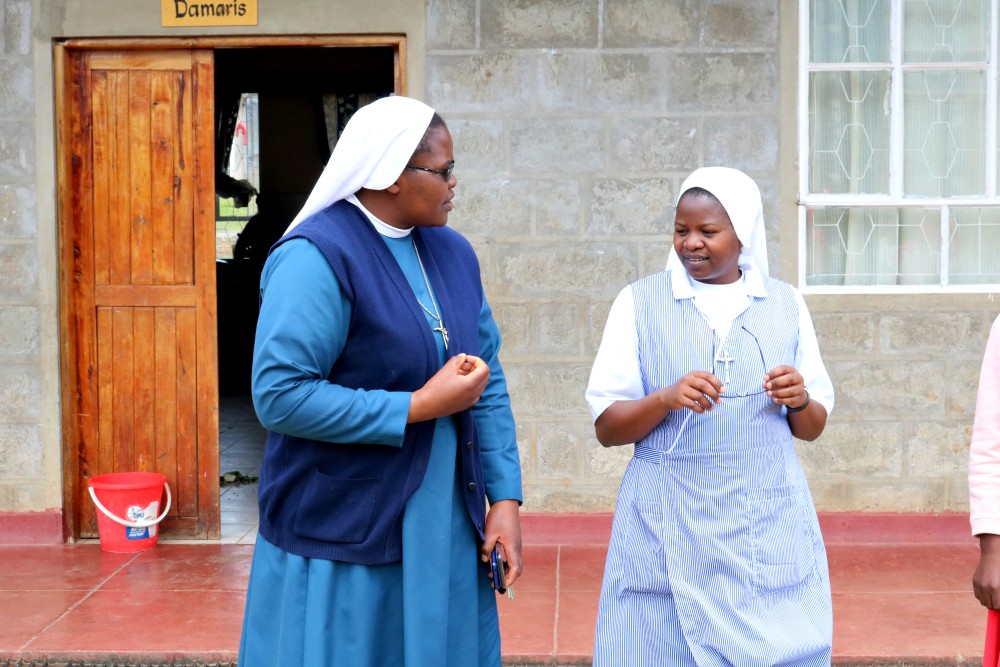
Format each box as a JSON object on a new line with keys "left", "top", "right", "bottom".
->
{"left": 87, "top": 472, "right": 172, "bottom": 553}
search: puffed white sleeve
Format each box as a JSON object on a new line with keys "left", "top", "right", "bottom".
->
{"left": 585, "top": 286, "right": 645, "bottom": 421}
{"left": 791, "top": 288, "right": 835, "bottom": 416}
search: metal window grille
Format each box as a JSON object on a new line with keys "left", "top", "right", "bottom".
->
{"left": 799, "top": 0, "right": 1000, "bottom": 292}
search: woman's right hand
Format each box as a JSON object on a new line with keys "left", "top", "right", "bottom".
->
{"left": 594, "top": 370, "right": 724, "bottom": 447}
{"left": 661, "top": 371, "right": 724, "bottom": 413}
{"left": 407, "top": 354, "right": 490, "bottom": 423}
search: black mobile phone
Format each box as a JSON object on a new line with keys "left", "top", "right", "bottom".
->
{"left": 490, "top": 543, "right": 507, "bottom": 593}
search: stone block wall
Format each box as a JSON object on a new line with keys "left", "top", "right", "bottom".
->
{"left": 426, "top": 0, "right": 785, "bottom": 511}
{"left": 802, "top": 297, "right": 996, "bottom": 513}
{"left": 0, "top": 0, "right": 45, "bottom": 512}
{"left": 0, "top": 0, "right": 994, "bottom": 519}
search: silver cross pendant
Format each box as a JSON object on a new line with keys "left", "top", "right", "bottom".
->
{"left": 434, "top": 325, "right": 449, "bottom": 351}
{"left": 716, "top": 348, "right": 735, "bottom": 384}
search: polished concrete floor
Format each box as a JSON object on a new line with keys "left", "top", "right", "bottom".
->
{"left": 216, "top": 394, "right": 264, "bottom": 546}
{"left": 0, "top": 396, "right": 990, "bottom": 666}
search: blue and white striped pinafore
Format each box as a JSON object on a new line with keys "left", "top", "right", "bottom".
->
{"left": 593, "top": 272, "right": 832, "bottom": 667}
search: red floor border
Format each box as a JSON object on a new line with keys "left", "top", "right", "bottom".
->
{"left": 0, "top": 510, "right": 63, "bottom": 545}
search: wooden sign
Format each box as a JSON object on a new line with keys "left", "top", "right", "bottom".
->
{"left": 162, "top": 0, "right": 258, "bottom": 27}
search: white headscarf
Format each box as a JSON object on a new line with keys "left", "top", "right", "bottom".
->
{"left": 666, "top": 166, "right": 769, "bottom": 277}
{"left": 284, "top": 95, "right": 436, "bottom": 233}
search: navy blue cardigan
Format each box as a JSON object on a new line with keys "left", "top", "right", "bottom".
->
{"left": 256, "top": 201, "right": 487, "bottom": 564}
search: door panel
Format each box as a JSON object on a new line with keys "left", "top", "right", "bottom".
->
{"left": 62, "top": 48, "right": 219, "bottom": 539}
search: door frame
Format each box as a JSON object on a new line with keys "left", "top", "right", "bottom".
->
{"left": 56, "top": 35, "right": 407, "bottom": 541}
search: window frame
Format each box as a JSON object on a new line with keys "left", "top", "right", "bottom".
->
{"left": 797, "top": 0, "right": 1000, "bottom": 293}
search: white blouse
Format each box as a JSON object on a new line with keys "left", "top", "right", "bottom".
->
{"left": 585, "top": 264, "right": 835, "bottom": 422}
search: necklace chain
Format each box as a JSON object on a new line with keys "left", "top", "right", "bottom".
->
{"left": 411, "top": 237, "right": 449, "bottom": 350}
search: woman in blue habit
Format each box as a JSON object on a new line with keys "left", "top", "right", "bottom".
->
{"left": 586, "top": 167, "right": 834, "bottom": 666}
{"left": 238, "top": 96, "right": 523, "bottom": 666}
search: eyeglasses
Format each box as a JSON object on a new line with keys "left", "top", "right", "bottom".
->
{"left": 712, "top": 325, "right": 768, "bottom": 398}
{"left": 404, "top": 160, "right": 455, "bottom": 181}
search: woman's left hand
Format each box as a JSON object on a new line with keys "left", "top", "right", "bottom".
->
{"left": 763, "top": 365, "right": 809, "bottom": 410}
{"left": 481, "top": 499, "right": 522, "bottom": 590}
{"left": 764, "top": 365, "right": 828, "bottom": 441}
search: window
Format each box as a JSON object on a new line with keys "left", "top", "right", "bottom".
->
{"left": 800, "top": 0, "right": 1000, "bottom": 291}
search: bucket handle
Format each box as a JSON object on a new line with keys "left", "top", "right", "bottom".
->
{"left": 88, "top": 482, "right": 172, "bottom": 529}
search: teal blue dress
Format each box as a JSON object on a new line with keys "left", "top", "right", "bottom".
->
{"left": 238, "top": 233, "right": 521, "bottom": 667}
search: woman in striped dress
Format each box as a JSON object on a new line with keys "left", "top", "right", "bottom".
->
{"left": 586, "top": 167, "right": 834, "bottom": 666}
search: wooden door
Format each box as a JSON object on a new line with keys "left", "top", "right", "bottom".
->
{"left": 59, "top": 48, "right": 219, "bottom": 539}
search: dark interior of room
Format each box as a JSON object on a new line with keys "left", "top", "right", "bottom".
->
{"left": 214, "top": 45, "right": 395, "bottom": 395}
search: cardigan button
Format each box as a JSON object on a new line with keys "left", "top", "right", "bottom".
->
{"left": 466, "top": 441, "right": 473, "bottom": 450}
{"left": 467, "top": 482, "right": 477, "bottom": 492}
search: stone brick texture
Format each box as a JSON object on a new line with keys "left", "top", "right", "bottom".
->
{"left": 0, "top": 0, "right": 39, "bottom": 512}
{"left": 1, "top": 0, "right": 995, "bottom": 516}
{"left": 427, "top": 0, "right": 994, "bottom": 514}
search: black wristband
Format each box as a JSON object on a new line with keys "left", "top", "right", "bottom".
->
{"left": 787, "top": 390, "right": 810, "bottom": 413}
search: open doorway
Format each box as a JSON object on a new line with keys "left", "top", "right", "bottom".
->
{"left": 212, "top": 46, "right": 396, "bottom": 541}
{"left": 57, "top": 38, "right": 404, "bottom": 542}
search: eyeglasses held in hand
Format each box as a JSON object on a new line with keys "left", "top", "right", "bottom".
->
{"left": 405, "top": 160, "right": 455, "bottom": 181}
{"left": 712, "top": 325, "right": 769, "bottom": 398}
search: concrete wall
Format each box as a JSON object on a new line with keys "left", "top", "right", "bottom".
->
{"left": 0, "top": 0, "right": 53, "bottom": 514}
{"left": 0, "top": 0, "right": 428, "bottom": 523}
{"left": 427, "top": 0, "right": 790, "bottom": 510}
{"left": 802, "top": 296, "right": 996, "bottom": 511}
{"left": 0, "top": 0, "right": 996, "bottom": 523}
{"left": 424, "top": 0, "right": 999, "bottom": 513}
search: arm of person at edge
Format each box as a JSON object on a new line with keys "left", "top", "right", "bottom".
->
{"left": 586, "top": 285, "right": 832, "bottom": 447}
{"left": 971, "top": 316, "right": 1000, "bottom": 609}
{"left": 252, "top": 239, "right": 487, "bottom": 445}
{"left": 470, "top": 295, "right": 523, "bottom": 589}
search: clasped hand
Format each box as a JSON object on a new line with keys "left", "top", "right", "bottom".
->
{"left": 662, "top": 365, "right": 807, "bottom": 413}
{"left": 408, "top": 353, "right": 489, "bottom": 424}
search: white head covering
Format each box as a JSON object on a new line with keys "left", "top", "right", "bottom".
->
{"left": 666, "top": 166, "right": 769, "bottom": 277}
{"left": 285, "top": 95, "right": 436, "bottom": 233}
